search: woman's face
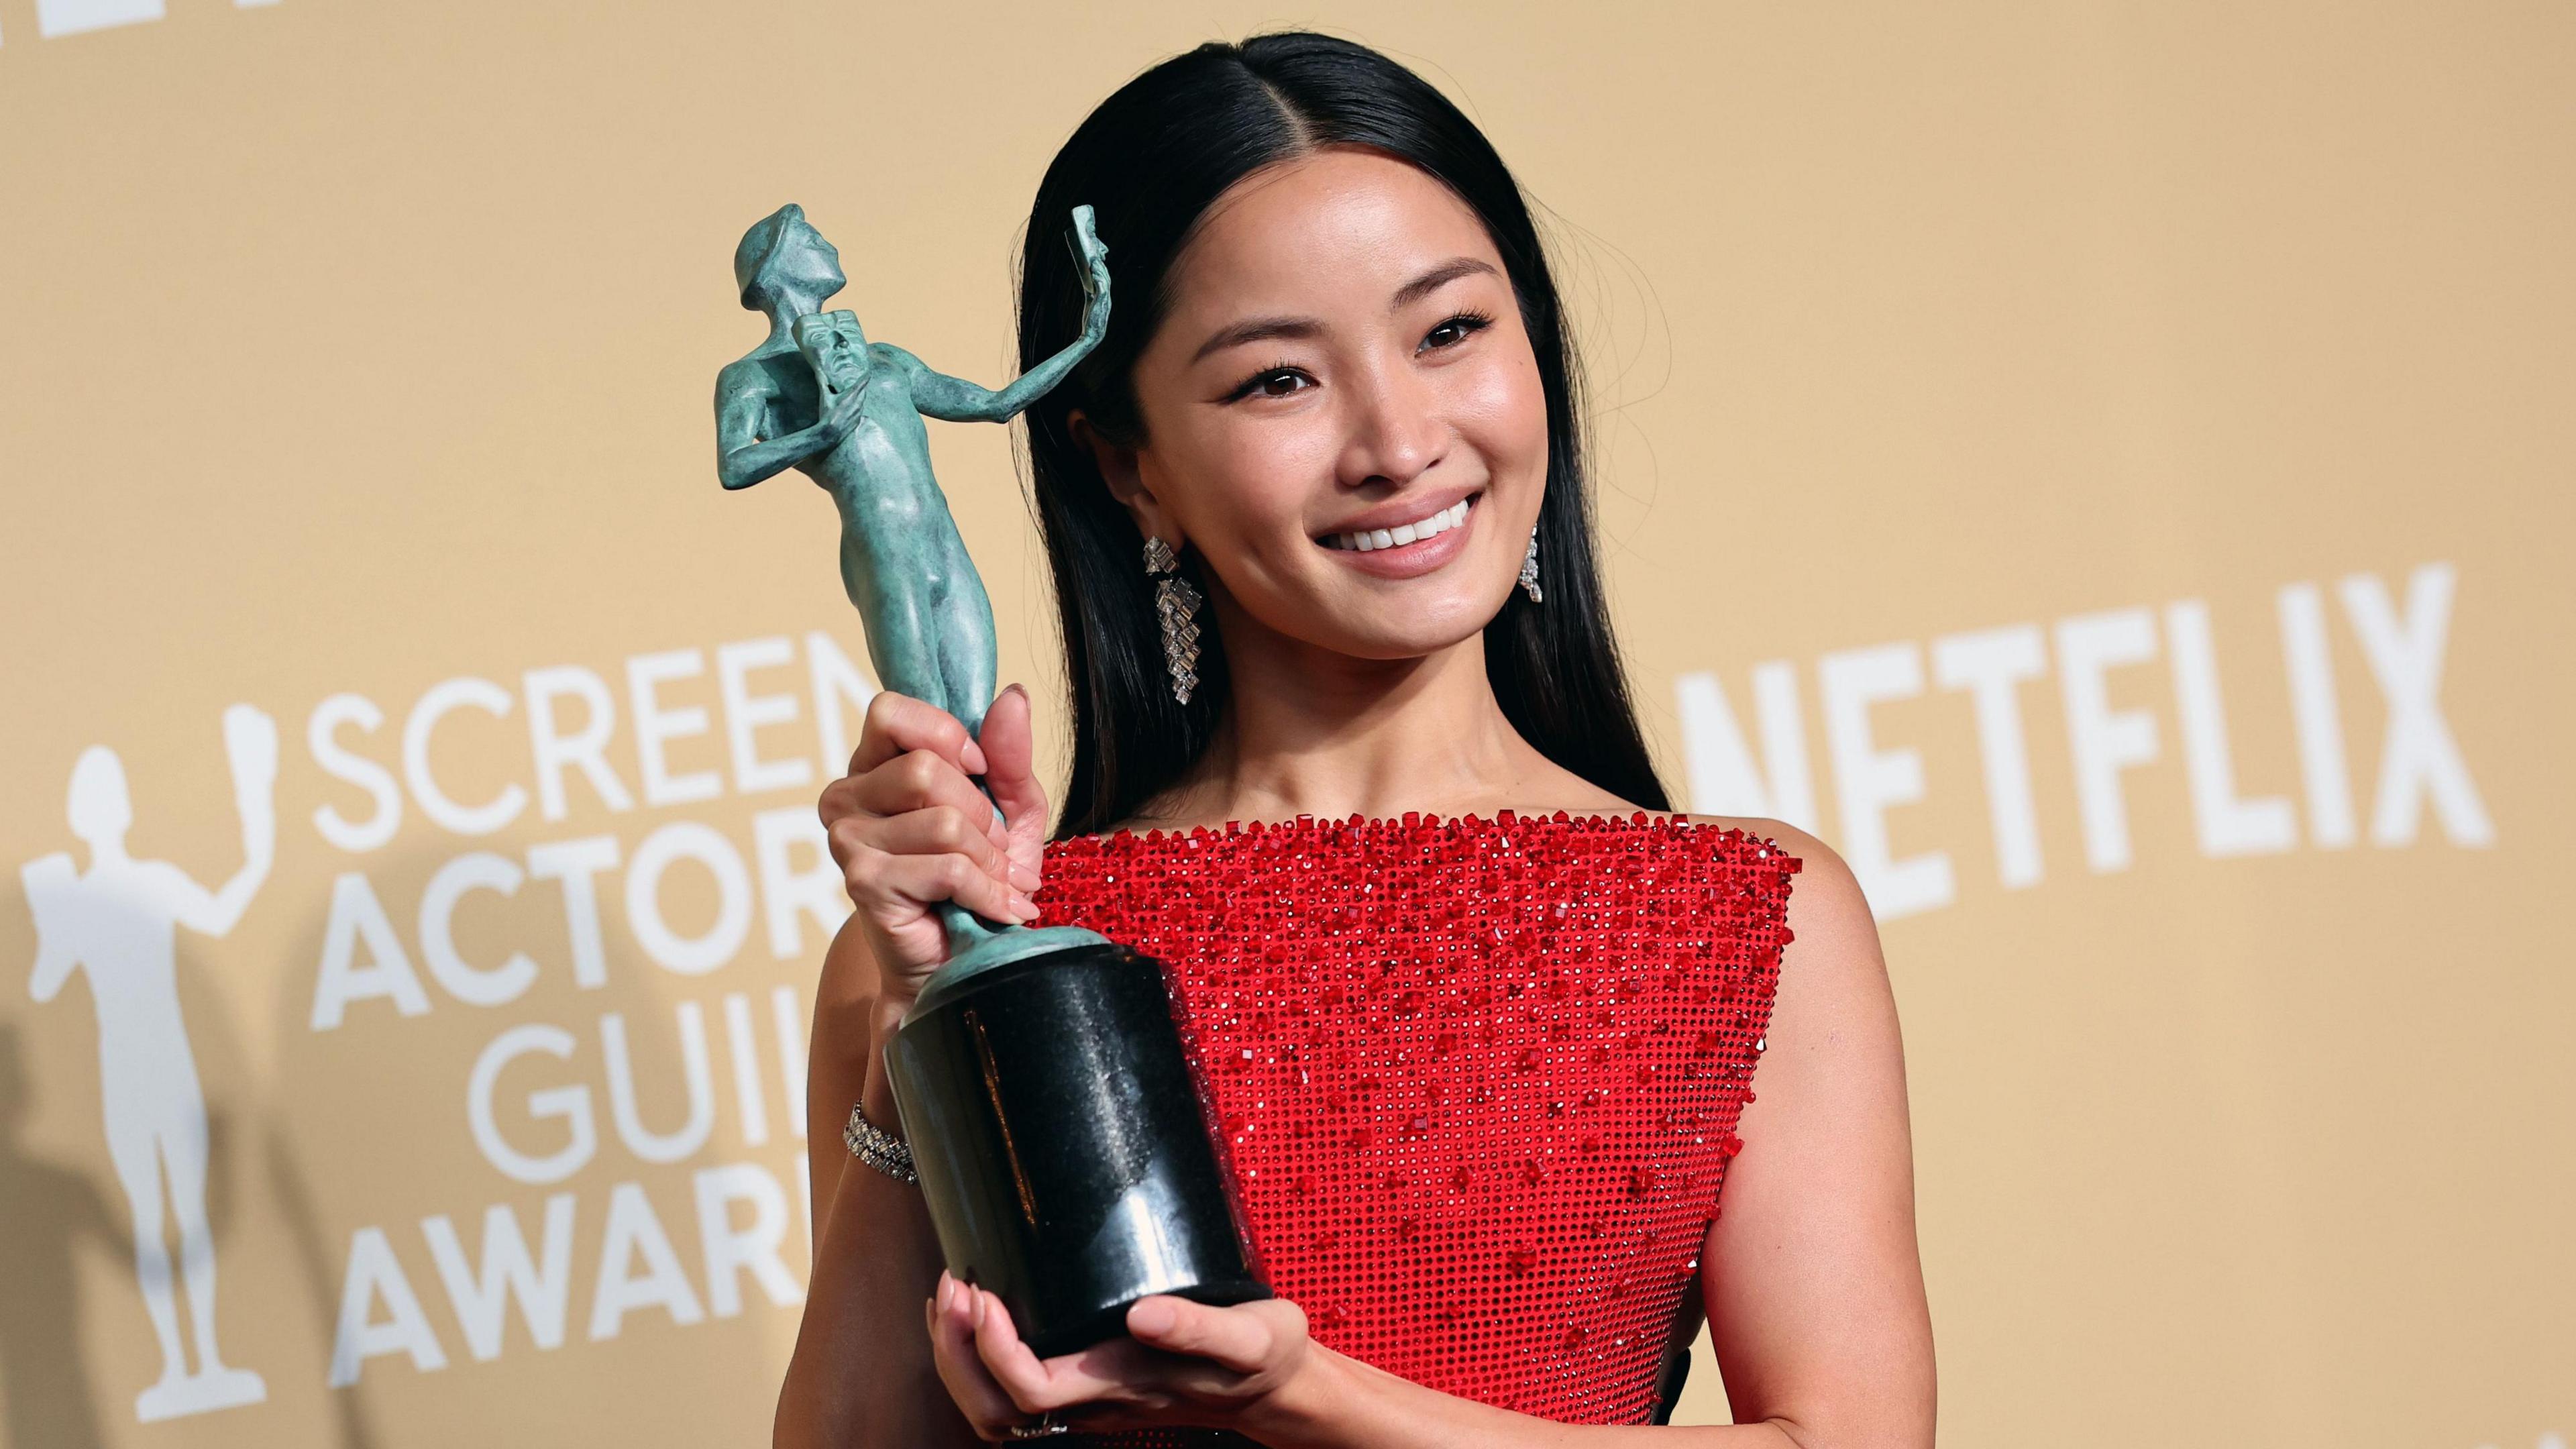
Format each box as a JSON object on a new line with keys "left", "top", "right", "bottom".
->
{"left": 1104, "top": 148, "right": 1549, "bottom": 663}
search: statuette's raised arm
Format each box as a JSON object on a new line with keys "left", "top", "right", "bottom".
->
{"left": 902, "top": 205, "right": 1112, "bottom": 424}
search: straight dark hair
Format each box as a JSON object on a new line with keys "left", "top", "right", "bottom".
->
{"left": 1018, "top": 32, "right": 1670, "bottom": 837}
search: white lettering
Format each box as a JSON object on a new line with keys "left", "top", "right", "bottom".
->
{"left": 600, "top": 1006, "right": 715, "bottom": 1164}
{"left": 628, "top": 649, "right": 720, "bottom": 808}
{"left": 2341, "top": 564, "right": 2493, "bottom": 847}
{"left": 753, "top": 806, "right": 849, "bottom": 961}
{"left": 526, "top": 835, "right": 620, "bottom": 990}
{"left": 807, "top": 631, "right": 877, "bottom": 780}
{"left": 404, "top": 677, "right": 528, "bottom": 837}
{"left": 309, "top": 693, "right": 402, "bottom": 852}
{"left": 588, "top": 1182, "right": 705, "bottom": 1341}
{"left": 625, "top": 822, "right": 753, "bottom": 975}
{"left": 2276, "top": 582, "right": 2357, "bottom": 848}
{"left": 1819, "top": 643, "right": 1953, "bottom": 919}
{"left": 329, "top": 1226, "right": 447, "bottom": 1386}
{"left": 719, "top": 637, "right": 814, "bottom": 796}
{"left": 421, "top": 1194, "right": 576, "bottom": 1360}
{"left": 36, "top": 0, "right": 162, "bottom": 40}
{"left": 419, "top": 852, "right": 539, "bottom": 1007}
{"left": 468, "top": 1024, "right": 597, "bottom": 1185}
{"left": 1931, "top": 624, "right": 2048, "bottom": 888}
{"left": 693, "top": 1163, "right": 802, "bottom": 1318}
{"left": 311, "top": 871, "right": 430, "bottom": 1030}
{"left": 2166, "top": 600, "right": 2297, "bottom": 857}
{"left": 1674, "top": 661, "right": 1817, "bottom": 833}
{"left": 722, "top": 992, "right": 770, "bottom": 1147}
{"left": 525, "top": 665, "right": 635, "bottom": 822}
{"left": 2055, "top": 608, "right": 2161, "bottom": 873}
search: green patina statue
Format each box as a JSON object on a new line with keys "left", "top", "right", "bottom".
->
{"left": 717, "top": 203, "right": 1113, "bottom": 985}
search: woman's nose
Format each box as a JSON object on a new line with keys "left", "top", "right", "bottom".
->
{"left": 1336, "top": 359, "right": 1448, "bottom": 489}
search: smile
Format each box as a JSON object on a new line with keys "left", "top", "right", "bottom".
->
{"left": 1319, "top": 496, "right": 1473, "bottom": 551}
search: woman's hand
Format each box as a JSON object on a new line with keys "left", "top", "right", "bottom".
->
{"left": 818, "top": 686, "right": 1051, "bottom": 1007}
{"left": 927, "top": 1275, "right": 1324, "bottom": 1441}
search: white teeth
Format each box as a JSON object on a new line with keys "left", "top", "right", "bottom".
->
{"left": 1326, "top": 497, "right": 1473, "bottom": 551}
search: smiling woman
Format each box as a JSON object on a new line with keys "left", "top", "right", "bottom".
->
{"left": 778, "top": 31, "right": 1933, "bottom": 1449}
{"left": 1008, "top": 36, "right": 1668, "bottom": 840}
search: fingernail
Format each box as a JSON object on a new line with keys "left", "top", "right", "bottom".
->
{"left": 1010, "top": 864, "right": 1042, "bottom": 893}
{"left": 962, "top": 739, "right": 989, "bottom": 775}
{"left": 1004, "top": 682, "right": 1028, "bottom": 706}
{"left": 973, "top": 1291, "right": 989, "bottom": 1330}
{"left": 937, "top": 1273, "right": 955, "bottom": 1313}
{"left": 1129, "top": 1299, "right": 1177, "bottom": 1337}
{"left": 1011, "top": 893, "right": 1040, "bottom": 922}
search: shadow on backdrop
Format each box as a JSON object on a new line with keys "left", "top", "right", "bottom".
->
{"left": 0, "top": 1018, "right": 121, "bottom": 1449}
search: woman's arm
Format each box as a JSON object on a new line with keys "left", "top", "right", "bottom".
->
{"left": 774, "top": 688, "right": 1054, "bottom": 1448}
{"left": 937, "top": 826, "right": 1935, "bottom": 1448}
{"left": 1695, "top": 828, "right": 1935, "bottom": 1444}
{"left": 774, "top": 921, "right": 977, "bottom": 1449}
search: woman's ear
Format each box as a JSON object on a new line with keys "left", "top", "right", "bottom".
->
{"left": 1071, "top": 411, "right": 1183, "bottom": 550}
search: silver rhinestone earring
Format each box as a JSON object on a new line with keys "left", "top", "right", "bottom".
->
{"left": 1142, "top": 536, "right": 1203, "bottom": 705}
{"left": 1519, "top": 529, "right": 1544, "bottom": 604}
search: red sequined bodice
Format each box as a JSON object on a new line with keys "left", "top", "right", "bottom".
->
{"left": 1032, "top": 813, "right": 1799, "bottom": 1443}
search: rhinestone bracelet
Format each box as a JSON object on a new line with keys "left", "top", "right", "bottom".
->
{"left": 844, "top": 1100, "right": 918, "bottom": 1185}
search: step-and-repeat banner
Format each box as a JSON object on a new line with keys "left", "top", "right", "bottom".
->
{"left": 3, "top": 3, "right": 2569, "bottom": 1446}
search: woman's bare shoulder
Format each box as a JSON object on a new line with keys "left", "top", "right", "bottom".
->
{"left": 1678, "top": 814, "right": 1858, "bottom": 889}
{"left": 1677, "top": 814, "right": 1880, "bottom": 976}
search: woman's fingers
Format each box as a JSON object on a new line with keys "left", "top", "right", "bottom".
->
{"left": 848, "top": 691, "right": 989, "bottom": 780}
{"left": 943, "top": 1288, "right": 1318, "bottom": 1434}
{"left": 978, "top": 685, "right": 1052, "bottom": 881}
{"left": 846, "top": 847, "right": 1035, "bottom": 927}
{"left": 851, "top": 806, "right": 1012, "bottom": 887}
{"left": 847, "top": 749, "right": 1010, "bottom": 849}
{"left": 1125, "top": 1296, "right": 1302, "bottom": 1376}
{"left": 971, "top": 1289, "right": 1126, "bottom": 1414}
{"left": 927, "top": 1275, "right": 1026, "bottom": 1435}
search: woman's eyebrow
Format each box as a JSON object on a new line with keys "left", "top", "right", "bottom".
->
{"left": 1192, "top": 315, "right": 1322, "bottom": 364}
{"left": 1389, "top": 256, "right": 1497, "bottom": 311}
{"left": 1188, "top": 258, "right": 1499, "bottom": 365}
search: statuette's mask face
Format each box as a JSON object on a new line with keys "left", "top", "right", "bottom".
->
{"left": 1095, "top": 149, "right": 1549, "bottom": 666}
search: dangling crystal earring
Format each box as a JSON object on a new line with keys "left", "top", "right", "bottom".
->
{"left": 1518, "top": 529, "right": 1544, "bottom": 604}
{"left": 1142, "top": 536, "right": 1203, "bottom": 705}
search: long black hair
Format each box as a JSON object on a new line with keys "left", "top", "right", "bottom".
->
{"left": 1018, "top": 32, "right": 1670, "bottom": 837}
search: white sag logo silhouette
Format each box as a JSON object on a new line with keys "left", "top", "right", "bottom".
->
{"left": 19, "top": 705, "right": 277, "bottom": 1423}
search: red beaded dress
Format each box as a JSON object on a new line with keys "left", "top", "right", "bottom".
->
{"left": 1030, "top": 812, "right": 1800, "bottom": 1446}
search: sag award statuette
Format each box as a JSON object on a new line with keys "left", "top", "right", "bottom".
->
{"left": 714, "top": 203, "right": 1267, "bottom": 1354}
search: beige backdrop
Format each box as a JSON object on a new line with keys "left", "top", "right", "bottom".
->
{"left": 3, "top": 3, "right": 2571, "bottom": 1446}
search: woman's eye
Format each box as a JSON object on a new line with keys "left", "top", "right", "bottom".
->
{"left": 1230, "top": 368, "right": 1312, "bottom": 401}
{"left": 1420, "top": 313, "right": 1493, "bottom": 352}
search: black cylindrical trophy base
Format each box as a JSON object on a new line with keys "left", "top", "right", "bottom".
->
{"left": 885, "top": 941, "right": 1269, "bottom": 1358}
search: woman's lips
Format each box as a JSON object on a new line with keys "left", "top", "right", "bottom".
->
{"left": 1315, "top": 493, "right": 1479, "bottom": 579}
